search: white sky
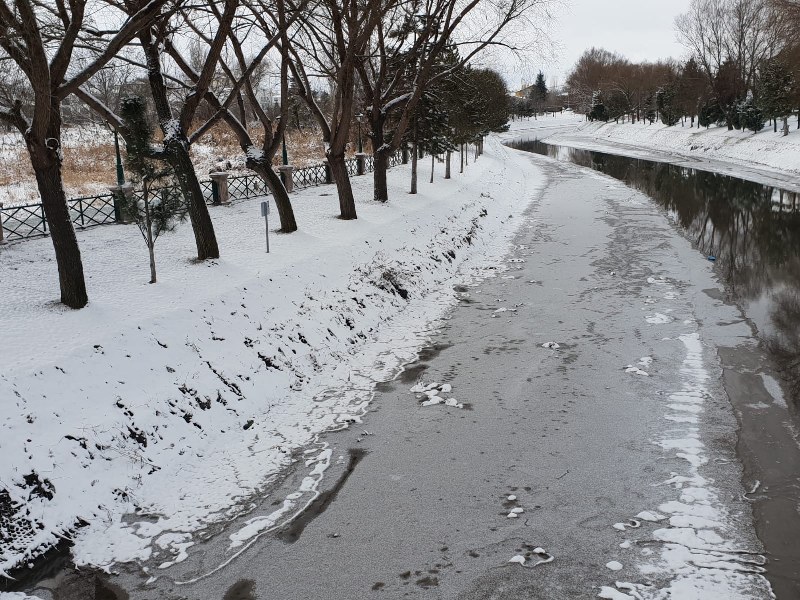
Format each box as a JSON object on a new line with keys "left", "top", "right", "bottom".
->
{"left": 497, "top": 0, "right": 693, "bottom": 92}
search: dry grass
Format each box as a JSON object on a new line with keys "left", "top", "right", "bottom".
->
{"left": 0, "top": 124, "right": 370, "bottom": 206}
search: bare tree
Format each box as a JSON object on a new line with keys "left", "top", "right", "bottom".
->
{"left": 77, "top": 0, "right": 240, "bottom": 260}
{"left": 358, "top": 0, "right": 554, "bottom": 203}
{"left": 180, "top": 0, "right": 305, "bottom": 232}
{"left": 565, "top": 47, "right": 626, "bottom": 114}
{"left": 0, "top": 0, "right": 170, "bottom": 308}
{"left": 284, "top": 0, "right": 390, "bottom": 220}
{"left": 135, "top": 0, "right": 239, "bottom": 260}
{"left": 676, "top": 0, "right": 785, "bottom": 128}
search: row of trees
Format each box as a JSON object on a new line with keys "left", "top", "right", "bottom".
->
{"left": 566, "top": 0, "right": 800, "bottom": 134}
{"left": 1, "top": 0, "right": 548, "bottom": 308}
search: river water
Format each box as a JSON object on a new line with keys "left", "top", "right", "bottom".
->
{"left": 511, "top": 139, "right": 800, "bottom": 387}
{"left": 511, "top": 138, "right": 800, "bottom": 599}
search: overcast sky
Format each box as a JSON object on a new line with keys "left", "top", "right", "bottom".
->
{"left": 499, "top": 0, "right": 693, "bottom": 92}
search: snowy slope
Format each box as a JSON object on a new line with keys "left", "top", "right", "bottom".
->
{"left": 506, "top": 112, "right": 800, "bottom": 184}
{"left": 0, "top": 139, "right": 543, "bottom": 575}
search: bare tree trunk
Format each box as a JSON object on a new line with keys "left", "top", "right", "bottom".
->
{"left": 29, "top": 137, "right": 88, "bottom": 308}
{"left": 445, "top": 150, "right": 451, "bottom": 179}
{"left": 783, "top": 116, "right": 790, "bottom": 137}
{"left": 247, "top": 157, "right": 297, "bottom": 232}
{"left": 327, "top": 151, "right": 357, "bottom": 219}
{"left": 143, "top": 183, "right": 157, "bottom": 284}
{"left": 166, "top": 137, "right": 220, "bottom": 259}
{"left": 410, "top": 130, "right": 418, "bottom": 195}
{"left": 371, "top": 114, "right": 390, "bottom": 202}
{"left": 142, "top": 32, "right": 219, "bottom": 260}
{"left": 430, "top": 154, "right": 434, "bottom": 183}
{"left": 460, "top": 144, "right": 464, "bottom": 173}
{"left": 373, "top": 151, "right": 389, "bottom": 201}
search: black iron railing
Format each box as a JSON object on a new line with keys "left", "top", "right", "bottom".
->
{"left": 1, "top": 151, "right": 403, "bottom": 243}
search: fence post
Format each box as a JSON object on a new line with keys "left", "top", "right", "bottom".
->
{"left": 278, "top": 165, "right": 295, "bottom": 192}
{"left": 109, "top": 184, "right": 135, "bottom": 223}
{"left": 355, "top": 153, "right": 366, "bottom": 176}
{"left": 210, "top": 172, "right": 230, "bottom": 205}
{"left": 0, "top": 202, "right": 4, "bottom": 244}
{"left": 41, "top": 205, "right": 47, "bottom": 233}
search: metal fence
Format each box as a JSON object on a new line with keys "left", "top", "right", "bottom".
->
{"left": 0, "top": 151, "right": 404, "bottom": 243}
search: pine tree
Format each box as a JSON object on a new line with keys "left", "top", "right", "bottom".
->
{"left": 698, "top": 98, "right": 724, "bottom": 128}
{"left": 737, "top": 91, "right": 765, "bottom": 133}
{"left": 534, "top": 72, "right": 548, "bottom": 100}
{"left": 120, "top": 97, "right": 187, "bottom": 284}
{"left": 415, "top": 91, "right": 455, "bottom": 182}
{"left": 759, "top": 58, "right": 796, "bottom": 135}
{"left": 656, "top": 83, "right": 681, "bottom": 126}
{"left": 588, "top": 90, "right": 608, "bottom": 122}
{"left": 678, "top": 58, "right": 707, "bottom": 127}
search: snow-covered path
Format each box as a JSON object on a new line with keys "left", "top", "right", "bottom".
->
{"left": 62, "top": 146, "right": 774, "bottom": 599}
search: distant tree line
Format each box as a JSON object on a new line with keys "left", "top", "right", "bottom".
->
{"left": 565, "top": 0, "right": 800, "bottom": 135}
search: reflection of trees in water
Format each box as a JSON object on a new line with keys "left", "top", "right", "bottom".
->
{"left": 513, "top": 139, "right": 800, "bottom": 401}
{"left": 767, "top": 290, "right": 800, "bottom": 399}
{"left": 558, "top": 147, "right": 800, "bottom": 304}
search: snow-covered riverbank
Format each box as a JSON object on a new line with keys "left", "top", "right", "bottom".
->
{"left": 505, "top": 112, "right": 800, "bottom": 190}
{"left": 0, "top": 139, "right": 543, "bottom": 577}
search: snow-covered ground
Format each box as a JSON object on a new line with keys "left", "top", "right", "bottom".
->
{"left": 0, "top": 140, "right": 543, "bottom": 576}
{"left": 506, "top": 111, "right": 800, "bottom": 189}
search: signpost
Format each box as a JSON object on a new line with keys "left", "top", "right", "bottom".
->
{"left": 260, "top": 201, "right": 270, "bottom": 253}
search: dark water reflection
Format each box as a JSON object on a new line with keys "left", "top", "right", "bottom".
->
{"left": 511, "top": 139, "right": 800, "bottom": 397}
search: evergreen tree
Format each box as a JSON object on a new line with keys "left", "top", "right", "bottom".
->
{"left": 588, "top": 90, "right": 608, "bottom": 122}
{"left": 656, "top": 83, "right": 681, "bottom": 126}
{"left": 737, "top": 91, "right": 765, "bottom": 132}
{"left": 528, "top": 71, "right": 548, "bottom": 115}
{"left": 120, "top": 97, "right": 187, "bottom": 284}
{"left": 678, "top": 58, "right": 707, "bottom": 127}
{"left": 759, "top": 58, "right": 796, "bottom": 135}
{"left": 415, "top": 91, "right": 456, "bottom": 182}
{"left": 698, "top": 98, "right": 725, "bottom": 128}
{"left": 715, "top": 59, "right": 745, "bottom": 130}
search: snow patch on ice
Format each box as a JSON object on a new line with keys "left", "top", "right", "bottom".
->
{"left": 604, "top": 332, "right": 771, "bottom": 598}
{"left": 645, "top": 313, "right": 671, "bottom": 324}
{"left": 624, "top": 366, "right": 649, "bottom": 376}
{"left": 598, "top": 586, "right": 634, "bottom": 600}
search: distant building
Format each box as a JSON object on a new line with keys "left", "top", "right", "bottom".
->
{"left": 513, "top": 83, "right": 536, "bottom": 98}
